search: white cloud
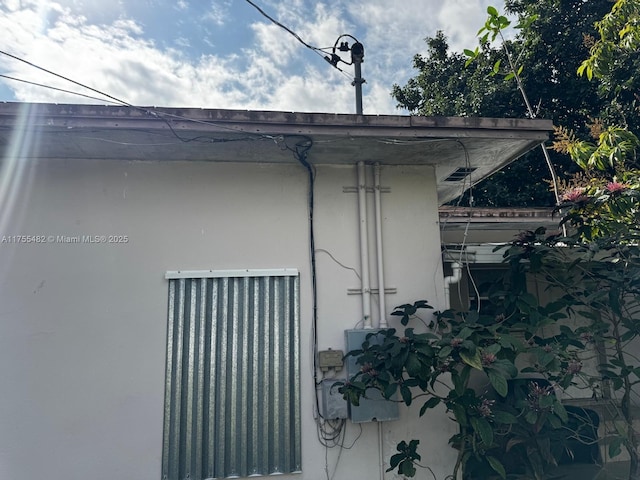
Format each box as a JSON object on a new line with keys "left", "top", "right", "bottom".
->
{"left": 174, "top": 37, "right": 191, "bottom": 49}
{"left": 205, "top": 0, "right": 230, "bottom": 26}
{"left": 0, "top": 0, "right": 509, "bottom": 115}
{"left": 437, "top": 0, "right": 507, "bottom": 52}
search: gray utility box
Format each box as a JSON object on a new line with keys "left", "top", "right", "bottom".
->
{"left": 320, "top": 379, "right": 348, "bottom": 420}
{"left": 344, "top": 329, "right": 399, "bottom": 423}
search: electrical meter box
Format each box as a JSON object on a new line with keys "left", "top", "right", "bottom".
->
{"left": 344, "top": 329, "right": 399, "bottom": 423}
{"left": 320, "top": 379, "right": 348, "bottom": 420}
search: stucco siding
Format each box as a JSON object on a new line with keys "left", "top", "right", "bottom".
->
{"left": 0, "top": 158, "right": 452, "bottom": 479}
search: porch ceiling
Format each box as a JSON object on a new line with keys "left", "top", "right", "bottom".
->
{"left": 0, "top": 103, "right": 553, "bottom": 205}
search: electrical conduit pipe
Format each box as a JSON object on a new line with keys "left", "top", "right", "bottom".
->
{"left": 357, "top": 161, "right": 372, "bottom": 328}
{"left": 444, "top": 262, "right": 462, "bottom": 310}
{"left": 374, "top": 163, "right": 387, "bottom": 328}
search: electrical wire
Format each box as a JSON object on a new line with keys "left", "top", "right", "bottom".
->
{"left": 4, "top": 42, "right": 348, "bottom": 450}
{"left": 242, "top": 0, "right": 354, "bottom": 81}
{"left": 0, "top": 49, "right": 134, "bottom": 107}
{"left": 438, "top": 139, "right": 479, "bottom": 311}
{"left": 290, "top": 134, "right": 352, "bottom": 468}
{"left": 286, "top": 136, "right": 323, "bottom": 418}
{"left": 287, "top": 136, "right": 355, "bottom": 473}
{"left": 243, "top": 0, "right": 327, "bottom": 57}
{"left": 0, "top": 49, "right": 278, "bottom": 145}
{"left": 315, "top": 248, "right": 361, "bottom": 281}
{"left": 0, "top": 74, "right": 123, "bottom": 105}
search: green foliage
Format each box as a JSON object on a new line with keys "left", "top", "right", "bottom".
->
{"left": 566, "top": 126, "right": 639, "bottom": 171}
{"left": 340, "top": 296, "right": 583, "bottom": 479}
{"left": 579, "top": 0, "right": 640, "bottom": 112}
{"left": 392, "top": 0, "right": 630, "bottom": 207}
{"left": 503, "top": 226, "right": 640, "bottom": 474}
{"left": 558, "top": 171, "right": 640, "bottom": 241}
{"left": 387, "top": 440, "right": 421, "bottom": 477}
{"left": 343, "top": 213, "right": 640, "bottom": 478}
{"left": 391, "top": 31, "right": 517, "bottom": 118}
{"left": 368, "top": 2, "right": 640, "bottom": 478}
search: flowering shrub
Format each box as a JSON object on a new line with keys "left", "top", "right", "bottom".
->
{"left": 340, "top": 297, "right": 577, "bottom": 479}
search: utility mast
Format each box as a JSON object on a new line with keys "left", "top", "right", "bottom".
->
{"left": 325, "top": 35, "right": 365, "bottom": 114}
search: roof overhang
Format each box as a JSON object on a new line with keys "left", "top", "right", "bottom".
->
{"left": 439, "top": 206, "right": 558, "bottom": 231}
{"left": 0, "top": 103, "right": 553, "bottom": 205}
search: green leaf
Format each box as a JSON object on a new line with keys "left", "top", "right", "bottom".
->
{"left": 451, "top": 404, "right": 468, "bottom": 427}
{"left": 388, "top": 453, "right": 403, "bottom": 470}
{"left": 492, "top": 410, "right": 517, "bottom": 424}
{"left": 452, "top": 366, "right": 471, "bottom": 395}
{"left": 539, "top": 394, "right": 554, "bottom": 408}
{"left": 463, "top": 48, "right": 476, "bottom": 57}
{"left": 609, "top": 436, "right": 623, "bottom": 458}
{"left": 460, "top": 350, "right": 483, "bottom": 370}
{"left": 400, "top": 385, "right": 413, "bottom": 406}
{"left": 415, "top": 343, "right": 434, "bottom": 357}
{"left": 419, "top": 397, "right": 441, "bottom": 416}
{"left": 548, "top": 413, "right": 562, "bottom": 429}
{"left": 384, "top": 382, "right": 398, "bottom": 399}
{"left": 486, "top": 456, "right": 506, "bottom": 479}
{"left": 554, "top": 401, "right": 569, "bottom": 423}
{"left": 438, "top": 346, "right": 452, "bottom": 358}
{"left": 400, "top": 459, "right": 416, "bottom": 477}
{"left": 458, "top": 326, "right": 474, "bottom": 339}
{"left": 487, "top": 5, "right": 499, "bottom": 17}
{"left": 525, "top": 410, "right": 538, "bottom": 424}
{"left": 471, "top": 416, "right": 494, "bottom": 445}
{"left": 488, "top": 371, "right": 508, "bottom": 397}
{"left": 405, "top": 353, "right": 423, "bottom": 377}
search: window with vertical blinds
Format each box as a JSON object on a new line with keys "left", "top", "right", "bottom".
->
{"left": 162, "top": 269, "right": 301, "bottom": 480}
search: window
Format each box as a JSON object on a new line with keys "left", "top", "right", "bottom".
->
{"left": 466, "top": 265, "right": 508, "bottom": 316}
{"left": 162, "top": 269, "right": 301, "bottom": 480}
{"left": 448, "top": 263, "right": 508, "bottom": 315}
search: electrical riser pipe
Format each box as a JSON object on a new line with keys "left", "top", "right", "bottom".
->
{"left": 357, "top": 161, "right": 372, "bottom": 328}
{"left": 374, "top": 163, "right": 387, "bottom": 328}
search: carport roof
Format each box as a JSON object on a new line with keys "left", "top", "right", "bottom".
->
{"left": 0, "top": 102, "right": 553, "bottom": 205}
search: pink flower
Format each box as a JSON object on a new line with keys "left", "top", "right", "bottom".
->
{"left": 605, "top": 181, "right": 627, "bottom": 193}
{"left": 481, "top": 352, "right": 497, "bottom": 366}
{"left": 561, "top": 187, "right": 589, "bottom": 203}
{"left": 477, "top": 398, "right": 495, "bottom": 418}
{"left": 567, "top": 360, "right": 582, "bottom": 375}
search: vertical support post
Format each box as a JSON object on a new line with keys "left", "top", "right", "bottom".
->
{"left": 350, "top": 41, "right": 365, "bottom": 115}
{"left": 353, "top": 60, "right": 364, "bottom": 115}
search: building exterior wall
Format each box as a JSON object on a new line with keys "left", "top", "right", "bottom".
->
{"left": 0, "top": 158, "right": 456, "bottom": 480}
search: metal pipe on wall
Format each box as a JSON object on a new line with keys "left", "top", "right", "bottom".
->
{"left": 374, "top": 163, "right": 387, "bottom": 328}
{"left": 444, "top": 262, "right": 462, "bottom": 310}
{"left": 357, "top": 161, "right": 372, "bottom": 328}
{"left": 378, "top": 422, "right": 385, "bottom": 480}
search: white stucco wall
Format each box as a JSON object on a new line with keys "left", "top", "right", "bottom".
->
{"left": 0, "top": 157, "right": 455, "bottom": 480}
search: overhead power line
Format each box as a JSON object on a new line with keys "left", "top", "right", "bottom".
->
{"left": 242, "top": 0, "right": 354, "bottom": 80}
{"left": 243, "top": 0, "right": 326, "bottom": 54}
{"left": 0, "top": 74, "right": 122, "bottom": 105}
{"left": 0, "top": 49, "right": 134, "bottom": 108}
{"left": 0, "top": 49, "right": 275, "bottom": 140}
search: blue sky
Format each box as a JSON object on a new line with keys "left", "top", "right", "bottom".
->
{"left": 1, "top": 0, "right": 505, "bottom": 114}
